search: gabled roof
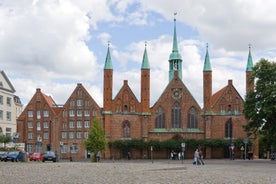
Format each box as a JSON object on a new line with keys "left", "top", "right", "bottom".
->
{"left": 42, "top": 93, "right": 57, "bottom": 107}
{"left": 0, "top": 70, "right": 16, "bottom": 93}
{"left": 113, "top": 80, "right": 139, "bottom": 103}
{"left": 17, "top": 88, "right": 59, "bottom": 121}
{"left": 210, "top": 80, "right": 244, "bottom": 109}
{"left": 152, "top": 70, "right": 201, "bottom": 109}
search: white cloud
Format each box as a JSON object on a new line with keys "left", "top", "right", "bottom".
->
{"left": 1, "top": 0, "right": 274, "bottom": 110}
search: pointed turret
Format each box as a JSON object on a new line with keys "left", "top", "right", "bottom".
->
{"left": 141, "top": 42, "right": 150, "bottom": 113}
{"left": 203, "top": 44, "right": 212, "bottom": 71}
{"left": 203, "top": 43, "right": 212, "bottom": 111}
{"left": 246, "top": 44, "right": 253, "bottom": 72}
{"left": 246, "top": 44, "right": 254, "bottom": 93}
{"left": 169, "top": 14, "right": 182, "bottom": 81}
{"left": 141, "top": 42, "right": 150, "bottom": 69}
{"left": 103, "top": 42, "right": 113, "bottom": 111}
{"left": 104, "top": 43, "right": 113, "bottom": 70}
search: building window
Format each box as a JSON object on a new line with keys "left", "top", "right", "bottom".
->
{"left": 92, "top": 110, "right": 97, "bottom": 117}
{"left": 70, "top": 144, "right": 78, "bottom": 153}
{"left": 69, "top": 132, "right": 74, "bottom": 139}
{"left": 155, "top": 107, "right": 165, "bottom": 128}
{"left": 26, "top": 144, "right": 33, "bottom": 154}
{"left": 85, "top": 100, "right": 90, "bottom": 107}
{"left": 69, "top": 121, "right": 74, "bottom": 128}
{"left": 43, "top": 132, "right": 49, "bottom": 140}
{"left": 77, "top": 110, "right": 82, "bottom": 117}
{"left": 5, "top": 128, "right": 11, "bottom": 137}
{"left": 77, "top": 121, "right": 82, "bottom": 128}
{"left": 77, "top": 89, "right": 83, "bottom": 96}
{"left": 43, "top": 110, "right": 49, "bottom": 117}
{"left": 122, "top": 121, "right": 130, "bottom": 137}
{"left": 6, "top": 111, "right": 11, "bottom": 121}
{"left": 37, "top": 111, "right": 41, "bottom": 119}
{"left": 225, "top": 118, "right": 233, "bottom": 138}
{"left": 84, "top": 132, "right": 88, "bottom": 139}
{"left": 7, "top": 97, "right": 11, "bottom": 106}
{"left": 0, "top": 96, "right": 3, "bottom": 104}
{"left": 28, "top": 132, "right": 33, "bottom": 139}
{"left": 61, "top": 144, "right": 67, "bottom": 153}
{"left": 171, "top": 103, "right": 182, "bottom": 128}
{"left": 69, "top": 110, "right": 74, "bottom": 117}
{"left": 37, "top": 122, "right": 41, "bottom": 131}
{"left": 77, "top": 99, "right": 83, "bottom": 106}
{"left": 28, "top": 122, "right": 33, "bottom": 128}
{"left": 70, "top": 100, "right": 75, "bottom": 107}
{"left": 84, "top": 110, "right": 90, "bottom": 117}
{"left": 43, "top": 122, "right": 49, "bottom": 128}
{"left": 84, "top": 121, "right": 90, "bottom": 128}
{"left": 0, "top": 110, "right": 3, "bottom": 120}
{"left": 188, "top": 107, "right": 198, "bottom": 128}
{"left": 28, "top": 111, "right": 33, "bottom": 118}
{"left": 62, "top": 131, "right": 67, "bottom": 139}
{"left": 77, "top": 132, "right": 82, "bottom": 139}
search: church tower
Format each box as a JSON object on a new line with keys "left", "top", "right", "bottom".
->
{"left": 103, "top": 43, "right": 113, "bottom": 136}
{"left": 203, "top": 44, "right": 212, "bottom": 111}
{"left": 169, "top": 16, "right": 182, "bottom": 81}
{"left": 141, "top": 42, "right": 150, "bottom": 113}
{"left": 246, "top": 44, "right": 254, "bottom": 93}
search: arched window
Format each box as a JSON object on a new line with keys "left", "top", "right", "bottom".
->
{"left": 155, "top": 107, "right": 165, "bottom": 128}
{"left": 225, "top": 118, "right": 233, "bottom": 138}
{"left": 188, "top": 107, "right": 198, "bottom": 128}
{"left": 122, "top": 121, "right": 130, "bottom": 137}
{"left": 171, "top": 103, "right": 181, "bottom": 128}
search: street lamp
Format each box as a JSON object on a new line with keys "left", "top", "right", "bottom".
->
{"left": 60, "top": 141, "right": 63, "bottom": 160}
{"left": 150, "top": 146, "right": 153, "bottom": 163}
{"left": 37, "top": 136, "right": 42, "bottom": 153}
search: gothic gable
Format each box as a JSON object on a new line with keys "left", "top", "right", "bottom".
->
{"left": 113, "top": 80, "right": 140, "bottom": 113}
{"left": 211, "top": 80, "right": 244, "bottom": 115}
{"left": 151, "top": 71, "right": 202, "bottom": 132}
{"left": 62, "top": 83, "right": 101, "bottom": 117}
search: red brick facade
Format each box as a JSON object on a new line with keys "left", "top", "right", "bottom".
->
{"left": 17, "top": 25, "right": 258, "bottom": 160}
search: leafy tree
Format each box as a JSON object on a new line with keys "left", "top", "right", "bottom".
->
{"left": 84, "top": 118, "right": 107, "bottom": 162}
{"left": 0, "top": 134, "right": 12, "bottom": 150}
{"left": 244, "top": 59, "right": 276, "bottom": 149}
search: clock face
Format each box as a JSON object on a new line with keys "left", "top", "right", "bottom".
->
{"left": 171, "top": 88, "right": 182, "bottom": 100}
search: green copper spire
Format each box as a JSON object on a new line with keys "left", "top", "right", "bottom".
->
{"left": 104, "top": 42, "right": 113, "bottom": 70}
{"left": 169, "top": 17, "right": 182, "bottom": 61}
{"left": 141, "top": 42, "right": 150, "bottom": 69}
{"left": 203, "top": 43, "right": 212, "bottom": 71}
{"left": 246, "top": 44, "right": 253, "bottom": 72}
{"left": 169, "top": 14, "right": 183, "bottom": 81}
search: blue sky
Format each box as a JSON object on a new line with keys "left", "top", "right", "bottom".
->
{"left": 1, "top": 0, "right": 276, "bottom": 108}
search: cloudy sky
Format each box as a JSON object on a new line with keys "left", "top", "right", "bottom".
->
{"left": 1, "top": 0, "right": 275, "bottom": 108}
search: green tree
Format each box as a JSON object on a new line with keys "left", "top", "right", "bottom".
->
{"left": 84, "top": 118, "right": 107, "bottom": 162}
{"left": 244, "top": 59, "right": 276, "bottom": 149}
{"left": 0, "top": 134, "right": 12, "bottom": 150}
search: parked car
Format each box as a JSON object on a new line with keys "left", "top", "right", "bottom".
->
{"left": 42, "top": 151, "right": 57, "bottom": 162}
{"left": 30, "top": 152, "right": 43, "bottom": 161}
{"left": 4, "top": 151, "right": 20, "bottom": 162}
{"left": 0, "top": 152, "right": 8, "bottom": 161}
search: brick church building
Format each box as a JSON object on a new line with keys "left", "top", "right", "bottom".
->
{"left": 17, "top": 18, "right": 258, "bottom": 160}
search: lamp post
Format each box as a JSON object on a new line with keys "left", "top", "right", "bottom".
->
{"left": 181, "top": 142, "right": 185, "bottom": 164}
{"left": 150, "top": 146, "right": 153, "bottom": 163}
{"left": 37, "top": 136, "right": 42, "bottom": 153}
{"left": 60, "top": 141, "right": 63, "bottom": 160}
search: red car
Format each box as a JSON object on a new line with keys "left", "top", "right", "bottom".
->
{"left": 30, "top": 152, "right": 43, "bottom": 161}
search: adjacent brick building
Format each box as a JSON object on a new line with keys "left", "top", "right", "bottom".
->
{"left": 17, "top": 19, "right": 258, "bottom": 159}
